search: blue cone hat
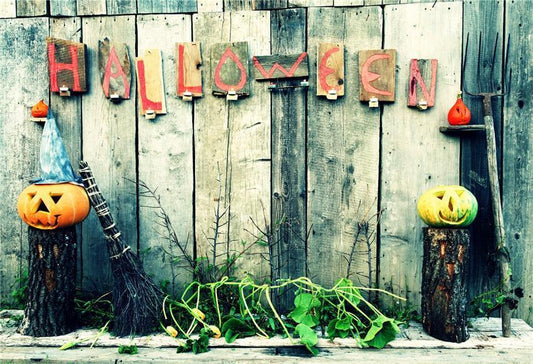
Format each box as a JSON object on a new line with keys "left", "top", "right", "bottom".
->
{"left": 32, "top": 109, "right": 82, "bottom": 185}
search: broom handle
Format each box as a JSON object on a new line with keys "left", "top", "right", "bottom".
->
{"left": 79, "top": 161, "right": 130, "bottom": 259}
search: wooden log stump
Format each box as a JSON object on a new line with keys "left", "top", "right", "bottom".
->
{"left": 21, "top": 226, "right": 77, "bottom": 336}
{"left": 421, "top": 227, "right": 470, "bottom": 343}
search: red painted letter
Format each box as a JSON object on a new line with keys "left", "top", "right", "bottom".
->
{"left": 137, "top": 60, "right": 162, "bottom": 111}
{"left": 48, "top": 42, "right": 82, "bottom": 92}
{"left": 360, "top": 53, "right": 393, "bottom": 97}
{"left": 102, "top": 46, "right": 130, "bottom": 99}
{"left": 408, "top": 59, "right": 437, "bottom": 107}
{"left": 318, "top": 47, "right": 341, "bottom": 92}
{"left": 253, "top": 52, "right": 307, "bottom": 79}
{"left": 214, "top": 47, "right": 247, "bottom": 92}
{"left": 177, "top": 44, "right": 202, "bottom": 95}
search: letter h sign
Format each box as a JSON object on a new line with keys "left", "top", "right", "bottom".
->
{"left": 46, "top": 38, "right": 87, "bottom": 96}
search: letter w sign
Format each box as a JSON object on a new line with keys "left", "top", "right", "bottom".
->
{"left": 252, "top": 53, "right": 308, "bottom": 81}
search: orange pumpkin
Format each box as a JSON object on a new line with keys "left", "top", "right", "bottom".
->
{"left": 31, "top": 100, "right": 49, "bottom": 118}
{"left": 17, "top": 183, "right": 90, "bottom": 230}
{"left": 447, "top": 92, "right": 471, "bottom": 125}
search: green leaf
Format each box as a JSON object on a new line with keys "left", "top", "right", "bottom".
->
{"left": 362, "top": 315, "right": 400, "bottom": 349}
{"left": 294, "top": 293, "right": 320, "bottom": 309}
{"left": 118, "top": 345, "right": 138, "bottom": 355}
{"left": 335, "top": 316, "right": 352, "bottom": 331}
{"left": 326, "top": 319, "right": 338, "bottom": 338}
{"left": 221, "top": 317, "right": 254, "bottom": 336}
{"left": 295, "top": 323, "right": 318, "bottom": 347}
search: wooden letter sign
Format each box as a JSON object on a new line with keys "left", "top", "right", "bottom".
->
{"left": 98, "top": 37, "right": 131, "bottom": 102}
{"left": 176, "top": 42, "right": 203, "bottom": 101}
{"left": 252, "top": 52, "right": 308, "bottom": 81}
{"left": 46, "top": 37, "right": 87, "bottom": 96}
{"left": 317, "top": 43, "right": 344, "bottom": 100}
{"left": 359, "top": 49, "right": 396, "bottom": 103}
{"left": 211, "top": 42, "right": 249, "bottom": 100}
{"left": 408, "top": 59, "right": 438, "bottom": 110}
{"left": 135, "top": 49, "right": 166, "bottom": 119}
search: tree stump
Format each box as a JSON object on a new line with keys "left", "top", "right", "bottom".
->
{"left": 21, "top": 226, "right": 77, "bottom": 336}
{"left": 421, "top": 227, "right": 470, "bottom": 343}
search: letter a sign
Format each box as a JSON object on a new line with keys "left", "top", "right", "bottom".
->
{"left": 98, "top": 37, "right": 131, "bottom": 101}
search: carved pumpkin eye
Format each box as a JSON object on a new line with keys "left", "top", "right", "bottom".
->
{"left": 17, "top": 183, "right": 90, "bottom": 230}
{"left": 417, "top": 185, "right": 478, "bottom": 228}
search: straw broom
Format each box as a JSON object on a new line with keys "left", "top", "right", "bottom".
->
{"left": 79, "top": 161, "right": 163, "bottom": 336}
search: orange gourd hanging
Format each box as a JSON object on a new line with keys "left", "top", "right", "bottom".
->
{"left": 31, "top": 100, "right": 48, "bottom": 118}
{"left": 447, "top": 92, "right": 471, "bottom": 125}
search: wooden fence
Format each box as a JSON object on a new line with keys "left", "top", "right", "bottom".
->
{"left": 0, "top": 0, "right": 531, "bottom": 326}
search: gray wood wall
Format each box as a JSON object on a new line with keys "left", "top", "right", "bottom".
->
{"left": 1, "top": 0, "right": 531, "bottom": 326}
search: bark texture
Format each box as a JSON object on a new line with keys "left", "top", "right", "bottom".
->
{"left": 422, "top": 227, "right": 470, "bottom": 343}
{"left": 22, "top": 226, "right": 77, "bottom": 336}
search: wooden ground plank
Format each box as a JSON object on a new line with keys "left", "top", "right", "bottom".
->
{"left": 253, "top": 0, "right": 287, "bottom": 10}
{"left": 16, "top": 0, "right": 46, "bottom": 16}
{"left": 193, "top": 11, "right": 271, "bottom": 282}
{"left": 137, "top": 14, "right": 194, "bottom": 296}
{"left": 289, "top": 0, "right": 333, "bottom": 7}
{"left": 333, "top": 0, "right": 364, "bottom": 7}
{"left": 461, "top": 0, "right": 504, "bottom": 310}
{"left": 225, "top": 0, "right": 252, "bottom": 11}
{"left": 80, "top": 16, "right": 136, "bottom": 294}
{"left": 76, "top": 0, "right": 106, "bottom": 15}
{"left": 138, "top": 0, "right": 197, "bottom": 13}
{"left": 307, "top": 6, "right": 382, "bottom": 288}
{"left": 380, "top": 2, "right": 462, "bottom": 307}
{"left": 270, "top": 8, "right": 307, "bottom": 309}
{"left": 50, "top": 0, "right": 76, "bottom": 16}
{"left": 0, "top": 17, "right": 48, "bottom": 304}
{"left": 504, "top": 0, "right": 533, "bottom": 327}
{"left": 107, "top": 0, "right": 137, "bottom": 14}
{"left": 197, "top": 0, "right": 223, "bottom": 12}
{"left": 49, "top": 17, "right": 84, "bottom": 290}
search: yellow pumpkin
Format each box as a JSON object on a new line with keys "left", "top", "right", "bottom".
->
{"left": 17, "top": 183, "right": 90, "bottom": 230}
{"left": 417, "top": 185, "right": 478, "bottom": 227}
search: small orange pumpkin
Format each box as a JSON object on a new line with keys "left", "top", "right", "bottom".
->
{"left": 447, "top": 92, "right": 471, "bottom": 125}
{"left": 31, "top": 100, "right": 49, "bottom": 118}
{"left": 17, "top": 183, "right": 90, "bottom": 230}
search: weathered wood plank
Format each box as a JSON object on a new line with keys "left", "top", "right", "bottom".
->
{"left": 0, "top": 17, "right": 48, "bottom": 304}
{"left": 137, "top": 14, "right": 194, "bottom": 296}
{"left": 107, "top": 0, "right": 136, "bottom": 14}
{"left": 270, "top": 8, "right": 307, "bottom": 309}
{"left": 307, "top": 6, "right": 382, "bottom": 288}
{"left": 333, "top": 0, "right": 363, "bottom": 7}
{"left": 176, "top": 42, "right": 203, "bottom": 99}
{"left": 49, "top": 17, "right": 83, "bottom": 290}
{"left": 81, "top": 16, "right": 136, "bottom": 293}
{"left": 289, "top": 0, "right": 333, "bottom": 7}
{"left": 252, "top": 0, "right": 287, "bottom": 10}
{"left": 16, "top": 0, "right": 47, "bottom": 16}
{"left": 461, "top": 0, "right": 504, "bottom": 309}
{"left": 138, "top": 0, "right": 197, "bottom": 13}
{"left": 224, "top": 0, "right": 252, "bottom": 11}
{"left": 197, "top": 0, "right": 223, "bottom": 12}
{"left": 76, "top": 0, "right": 106, "bottom": 15}
{"left": 504, "top": 0, "right": 533, "bottom": 327}
{"left": 194, "top": 11, "right": 271, "bottom": 282}
{"left": 50, "top": 0, "right": 76, "bottom": 16}
{"left": 0, "top": 1, "right": 16, "bottom": 18}
{"left": 380, "top": 2, "right": 462, "bottom": 307}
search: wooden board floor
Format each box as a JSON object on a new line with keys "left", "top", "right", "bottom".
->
{"left": 1, "top": 311, "right": 532, "bottom": 364}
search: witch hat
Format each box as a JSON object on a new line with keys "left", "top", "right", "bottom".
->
{"left": 32, "top": 109, "right": 82, "bottom": 185}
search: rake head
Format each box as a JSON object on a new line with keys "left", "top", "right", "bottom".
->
{"left": 462, "top": 32, "right": 512, "bottom": 116}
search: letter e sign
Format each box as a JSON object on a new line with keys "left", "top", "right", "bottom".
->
{"left": 359, "top": 49, "right": 396, "bottom": 103}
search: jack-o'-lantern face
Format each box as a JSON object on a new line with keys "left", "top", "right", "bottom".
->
{"left": 17, "top": 183, "right": 90, "bottom": 230}
{"left": 417, "top": 185, "right": 478, "bottom": 227}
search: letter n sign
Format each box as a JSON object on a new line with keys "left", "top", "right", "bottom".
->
{"left": 98, "top": 37, "right": 131, "bottom": 101}
{"left": 46, "top": 37, "right": 87, "bottom": 96}
{"left": 211, "top": 42, "right": 249, "bottom": 99}
{"left": 359, "top": 49, "right": 396, "bottom": 103}
{"left": 408, "top": 59, "right": 437, "bottom": 109}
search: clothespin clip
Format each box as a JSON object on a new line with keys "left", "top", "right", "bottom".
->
{"left": 268, "top": 82, "right": 277, "bottom": 91}
{"left": 300, "top": 79, "right": 309, "bottom": 87}
{"left": 227, "top": 89, "right": 238, "bottom": 101}
{"left": 326, "top": 89, "right": 337, "bottom": 100}
{"left": 145, "top": 109, "right": 156, "bottom": 120}
{"left": 369, "top": 96, "right": 379, "bottom": 108}
{"left": 59, "top": 86, "right": 70, "bottom": 97}
{"left": 417, "top": 99, "right": 428, "bottom": 110}
{"left": 110, "top": 94, "right": 121, "bottom": 103}
{"left": 182, "top": 90, "right": 193, "bottom": 102}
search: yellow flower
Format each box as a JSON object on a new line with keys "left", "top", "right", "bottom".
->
{"left": 208, "top": 325, "right": 221, "bottom": 339}
{"left": 191, "top": 308, "right": 205, "bottom": 321}
{"left": 166, "top": 326, "right": 178, "bottom": 337}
